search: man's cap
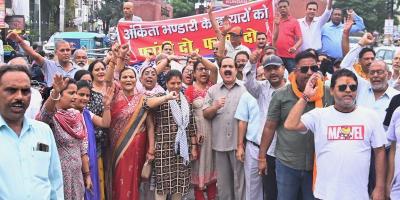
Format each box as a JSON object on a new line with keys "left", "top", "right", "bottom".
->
{"left": 228, "top": 26, "right": 243, "bottom": 36}
{"left": 263, "top": 55, "right": 284, "bottom": 68}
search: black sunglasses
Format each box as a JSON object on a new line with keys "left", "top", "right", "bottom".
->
{"left": 299, "top": 65, "right": 319, "bottom": 73}
{"left": 337, "top": 84, "right": 357, "bottom": 92}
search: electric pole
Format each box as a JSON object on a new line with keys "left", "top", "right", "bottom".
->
{"left": 60, "top": 0, "right": 65, "bottom": 31}
{"left": 387, "top": 0, "right": 394, "bottom": 19}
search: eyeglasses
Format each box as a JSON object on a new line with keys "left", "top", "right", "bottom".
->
{"left": 299, "top": 65, "right": 319, "bottom": 73}
{"left": 337, "top": 84, "right": 357, "bottom": 92}
{"left": 196, "top": 68, "right": 209, "bottom": 72}
{"left": 368, "top": 70, "right": 385, "bottom": 76}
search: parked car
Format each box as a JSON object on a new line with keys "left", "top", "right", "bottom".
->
{"left": 349, "top": 36, "right": 362, "bottom": 50}
{"left": 374, "top": 45, "right": 399, "bottom": 69}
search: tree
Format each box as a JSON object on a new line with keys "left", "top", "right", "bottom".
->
{"left": 96, "top": 0, "right": 123, "bottom": 34}
{"left": 334, "top": 0, "right": 399, "bottom": 32}
{"left": 170, "top": 0, "right": 195, "bottom": 18}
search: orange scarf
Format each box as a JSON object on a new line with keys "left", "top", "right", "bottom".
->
{"left": 354, "top": 63, "right": 368, "bottom": 80}
{"left": 289, "top": 72, "right": 324, "bottom": 191}
{"left": 288, "top": 73, "right": 324, "bottom": 108}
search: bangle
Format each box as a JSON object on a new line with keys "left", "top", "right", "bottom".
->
{"left": 83, "top": 171, "right": 90, "bottom": 176}
{"left": 50, "top": 89, "right": 61, "bottom": 101}
{"left": 302, "top": 93, "right": 310, "bottom": 102}
{"left": 104, "top": 105, "right": 111, "bottom": 110}
{"left": 147, "top": 151, "right": 154, "bottom": 155}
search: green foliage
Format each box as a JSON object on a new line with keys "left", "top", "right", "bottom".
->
{"left": 334, "top": 0, "right": 399, "bottom": 32}
{"left": 171, "top": 0, "right": 196, "bottom": 18}
{"left": 96, "top": 0, "right": 123, "bottom": 33}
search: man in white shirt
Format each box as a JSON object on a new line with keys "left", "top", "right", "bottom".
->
{"left": 284, "top": 69, "right": 387, "bottom": 200}
{"left": 298, "top": 0, "right": 332, "bottom": 51}
{"left": 118, "top": 2, "right": 143, "bottom": 22}
{"left": 341, "top": 33, "right": 400, "bottom": 123}
{"left": 341, "top": 33, "right": 399, "bottom": 194}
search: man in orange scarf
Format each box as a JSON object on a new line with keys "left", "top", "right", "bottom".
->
{"left": 284, "top": 69, "right": 387, "bottom": 200}
{"left": 258, "top": 51, "right": 333, "bottom": 200}
{"left": 340, "top": 33, "right": 376, "bottom": 80}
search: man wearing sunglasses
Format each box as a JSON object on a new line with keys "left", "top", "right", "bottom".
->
{"left": 284, "top": 69, "right": 387, "bottom": 200}
{"left": 258, "top": 51, "right": 334, "bottom": 200}
{"left": 342, "top": 33, "right": 400, "bottom": 194}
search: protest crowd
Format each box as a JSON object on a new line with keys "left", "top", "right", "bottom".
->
{"left": 2, "top": 0, "right": 400, "bottom": 200}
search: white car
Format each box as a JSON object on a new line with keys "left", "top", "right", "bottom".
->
{"left": 374, "top": 46, "right": 399, "bottom": 69}
{"left": 349, "top": 36, "right": 362, "bottom": 50}
{"left": 43, "top": 33, "right": 57, "bottom": 54}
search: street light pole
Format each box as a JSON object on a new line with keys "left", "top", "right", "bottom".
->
{"left": 38, "top": 0, "right": 41, "bottom": 42}
{"left": 59, "top": 0, "right": 65, "bottom": 32}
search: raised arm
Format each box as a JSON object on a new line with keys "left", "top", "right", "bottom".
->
{"left": 340, "top": 32, "right": 374, "bottom": 70}
{"left": 155, "top": 54, "right": 183, "bottom": 75}
{"left": 244, "top": 50, "right": 263, "bottom": 98}
{"left": 342, "top": 15, "right": 354, "bottom": 57}
{"left": 41, "top": 75, "right": 68, "bottom": 115}
{"left": 284, "top": 74, "right": 320, "bottom": 131}
{"left": 7, "top": 31, "right": 45, "bottom": 65}
{"left": 350, "top": 12, "right": 365, "bottom": 33}
{"left": 272, "top": 12, "right": 280, "bottom": 47}
{"left": 207, "top": 3, "right": 223, "bottom": 41}
{"left": 326, "top": 0, "right": 333, "bottom": 10}
{"left": 91, "top": 86, "right": 114, "bottom": 128}
{"left": 216, "top": 16, "right": 232, "bottom": 59}
{"left": 190, "top": 51, "right": 218, "bottom": 84}
{"left": 318, "top": 0, "right": 333, "bottom": 27}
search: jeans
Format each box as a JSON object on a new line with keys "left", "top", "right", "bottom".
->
{"left": 275, "top": 159, "right": 314, "bottom": 200}
{"left": 281, "top": 57, "right": 296, "bottom": 73}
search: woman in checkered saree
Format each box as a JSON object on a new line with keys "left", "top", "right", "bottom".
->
{"left": 145, "top": 70, "right": 198, "bottom": 200}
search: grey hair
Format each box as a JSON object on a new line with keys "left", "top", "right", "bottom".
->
{"left": 372, "top": 60, "right": 390, "bottom": 71}
{"left": 7, "top": 57, "right": 29, "bottom": 67}
{"left": 72, "top": 49, "right": 87, "bottom": 59}
{"left": 55, "top": 40, "right": 70, "bottom": 50}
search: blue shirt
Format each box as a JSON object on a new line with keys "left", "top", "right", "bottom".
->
{"left": 321, "top": 14, "right": 365, "bottom": 59}
{"left": 356, "top": 79, "right": 400, "bottom": 127}
{"left": 0, "top": 116, "right": 64, "bottom": 200}
{"left": 234, "top": 92, "right": 263, "bottom": 145}
{"left": 43, "top": 59, "right": 79, "bottom": 87}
